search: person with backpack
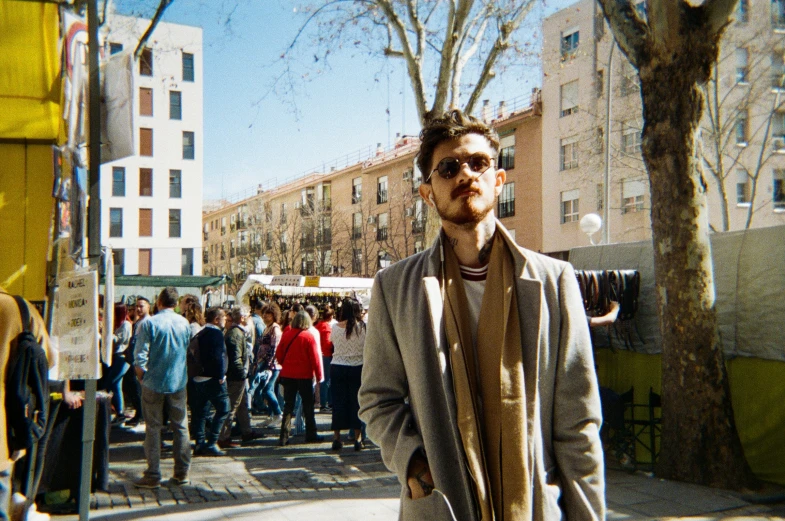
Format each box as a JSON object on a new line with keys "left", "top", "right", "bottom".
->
{"left": 188, "top": 307, "right": 231, "bottom": 457}
{"left": 0, "top": 290, "right": 53, "bottom": 519}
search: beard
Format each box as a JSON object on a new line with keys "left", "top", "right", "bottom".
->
{"left": 434, "top": 190, "right": 495, "bottom": 226}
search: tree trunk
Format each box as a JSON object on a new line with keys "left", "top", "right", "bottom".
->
{"left": 638, "top": 29, "right": 758, "bottom": 490}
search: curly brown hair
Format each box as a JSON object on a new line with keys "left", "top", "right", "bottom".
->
{"left": 262, "top": 302, "right": 282, "bottom": 324}
{"left": 416, "top": 109, "right": 500, "bottom": 183}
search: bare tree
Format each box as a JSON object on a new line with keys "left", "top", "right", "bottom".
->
{"left": 699, "top": 25, "right": 785, "bottom": 230}
{"left": 597, "top": 0, "right": 758, "bottom": 488}
{"left": 277, "top": 0, "right": 538, "bottom": 122}
{"left": 379, "top": 176, "right": 419, "bottom": 261}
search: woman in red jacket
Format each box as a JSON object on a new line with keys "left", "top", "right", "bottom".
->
{"left": 313, "top": 306, "right": 334, "bottom": 412}
{"left": 276, "top": 310, "right": 324, "bottom": 445}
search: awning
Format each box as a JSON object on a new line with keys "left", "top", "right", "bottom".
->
{"left": 109, "top": 275, "right": 228, "bottom": 288}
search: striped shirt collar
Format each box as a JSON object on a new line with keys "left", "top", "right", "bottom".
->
{"left": 459, "top": 264, "right": 488, "bottom": 282}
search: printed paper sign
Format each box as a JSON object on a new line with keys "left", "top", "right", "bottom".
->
{"left": 51, "top": 270, "right": 101, "bottom": 380}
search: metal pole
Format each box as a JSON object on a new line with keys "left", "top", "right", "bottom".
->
{"left": 603, "top": 40, "right": 614, "bottom": 246}
{"left": 80, "top": 0, "right": 100, "bottom": 519}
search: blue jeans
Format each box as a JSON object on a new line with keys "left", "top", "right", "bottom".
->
{"left": 190, "top": 379, "right": 231, "bottom": 446}
{"left": 104, "top": 356, "right": 129, "bottom": 415}
{"left": 0, "top": 468, "right": 9, "bottom": 520}
{"left": 261, "top": 369, "right": 282, "bottom": 415}
{"left": 320, "top": 356, "right": 332, "bottom": 408}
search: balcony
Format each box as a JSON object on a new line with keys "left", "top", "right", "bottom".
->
{"left": 202, "top": 252, "right": 208, "bottom": 264}
{"left": 203, "top": 231, "right": 208, "bottom": 241}
{"left": 220, "top": 250, "right": 226, "bottom": 260}
{"left": 411, "top": 179, "right": 422, "bottom": 194}
{"left": 352, "top": 190, "right": 362, "bottom": 204}
{"left": 498, "top": 200, "right": 515, "bottom": 219}
{"left": 238, "top": 246, "right": 249, "bottom": 256}
{"left": 237, "top": 220, "right": 246, "bottom": 230}
{"left": 230, "top": 247, "right": 236, "bottom": 258}
{"left": 352, "top": 228, "right": 362, "bottom": 240}
{"left": 317, "top": 230, "right": 332, "bottom": 246}
{"left": 230, "top": 223, "right": 236, "bottom": 232}
{"left": 377, "top": 189, "right": 388, "bottom": 204}
{"left": 221, "top": 227, "right": 226, "bottom": 236}
{"left": 300, "top": 237, "right": 315, "bottom": 249}
{"left": 376, "top": 227, "right": 388, "bottom": 241}
{"left": 412, "top": 219, "right": 425, "bottom": 235}
{"left": 319, "top": 200, "right": 332, "bottom": 212}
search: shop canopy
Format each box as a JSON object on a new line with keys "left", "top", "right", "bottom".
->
{"left": 0, "top": 1, "right": 61, "bottom": 141}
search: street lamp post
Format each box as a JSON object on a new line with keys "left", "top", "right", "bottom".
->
{"left": 256, "top": 253, "right": 270, "bottom": 274}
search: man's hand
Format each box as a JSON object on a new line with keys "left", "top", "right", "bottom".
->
{"left": 407, "top": 452, "right": 434, "bottom": 499}
{"left": 63, "top": 391, "right": 83, "bottom": 409}
{"left": 135, "top": 366, "right": 145, "bottom": 382}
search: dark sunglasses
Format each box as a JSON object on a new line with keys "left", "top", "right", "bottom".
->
{"left": 428, "top": 154, "right": 495, "bottom": 181}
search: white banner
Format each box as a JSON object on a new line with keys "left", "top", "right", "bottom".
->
{"left": 51, "top": 270, "right": 101, "bottom": 380}
{"left": 102, "top": 249, "right": 114, "bottom": 365}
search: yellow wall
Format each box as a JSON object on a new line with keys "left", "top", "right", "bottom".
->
{"left": 0, "top": 144, "right": 54, "bottom": 301}
{"left": 596, "top": 349, "right": 785, "bottom": 485}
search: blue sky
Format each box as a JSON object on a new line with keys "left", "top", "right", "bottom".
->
{"left": 115, "top": 0, "right": 571, "bottom": 201}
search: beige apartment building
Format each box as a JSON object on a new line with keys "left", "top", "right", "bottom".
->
{"left": 542, "top": 0, "right": 785, "bottom": 256}
{"left": 203, "top": 97, "right": 542, "bottom": 288}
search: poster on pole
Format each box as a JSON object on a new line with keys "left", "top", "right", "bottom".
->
{"left": 102, "top": 248, "right": 114, "bottom": 365}
{"left": 51, "top": 270, "right": 101, "bottom": 380}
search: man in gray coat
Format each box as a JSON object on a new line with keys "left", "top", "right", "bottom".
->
{"left": 358, "top": 110, "right": 605, "bottom": 520}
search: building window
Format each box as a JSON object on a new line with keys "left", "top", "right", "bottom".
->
{"left": 622, "top": 180, "right": 645, "bottom": 214}
{"left": 139, "top": 209, "right": 153, "bottom": 237}
{"left": 169, "top": 170, "right": 182, "bottom": 198}
{"left": 735, "top": 109, "right": 748, "bottom": 145}
{"left": 560, "top": 137, "right": 579, "bottom": 170}
{"left": 774, "top": 170, "right": 785, "bottom": 210}
{"left": 169, "top": 209, "right": 181, "bottom": 238}
{"left": 561, "top": 28, "right": 579, "bottom": 60}
{"left": 113, "top": 249, "right": 124, "bottom": 276}
{"left": 139, "top": 168, "right": 153, "bottom": 196}
{"left": 140, "top": 48, "right": 153, "bottom": 76}
{"left": 280, "top": 203, "right": 288, "bottom": 224}
{"left": 561, "top": 189, "right": 579, "bottom": 224}
{"left": 622, "top": 124, "right": 642, "bottom": 155}
{"left": 560, "top": 80, "right": 579, "bottom": 117}
{"left": 376, "top": 212, "right": 389, "bottom": 241}
{"left": 109, "top": 208, "right": 123, "bottom": 237}
{"left": 139, "top": 87, "right": 153, "bottom": 116}
{"left": 181, "top": 248, "right": 193, "bottom": 275}
{"left": 499, "top": 134, "right": 515, "bottom": 170}
{"left": 377, "top": 176, "right": 388, "bottom": 204}
{"left": 772, "top": 53, "right": 784, "bottom": 89}
{"left": 773, "top": 0, "right": 785, "bottom": 29}
{"left": 736, "top": 48, "right": 749, "bottom": 83}
{"left": 737, "top": 0, "right": 749, "bottom": 22}
{"left": 169, "top": 91, "right": 182, "bottom": 120}
{"left": 737, "top": 170, "right": 751, "bottom": 205}
{"left": 352, "top": 248, "right": 363, "bottom": 274}
{"left": 596, "top": 183, "right": 604, "bottom": 211}
{"left": 596, "top": 69, "right": 605, "bottom": 98}
{"left": 138, "top": 249, "right": 152, "bottom": 276}
{"left": 352, "top": 177, "right": 362, "bottom": 204}
{"left": 352, "top": 212, "right": 362, "bottom": 240}
{"left": 497, "top": 182, "right": 515, "bottom": 218}
{"left": 620, "top": 59, "right": 640, "bottom": 97}
{"left": 112, "top": 167, "right": 125, "bottom": 196}
{"left": 140, "top": 128, "right": 153, "bottom": 156}
{"left": 109, "top": 42, "right": 123, "bottom": 55}
{"left": 182, "top": 52, "right": 194, "bottom": 82}
{"left": 221, "top": 216, "right": 227, "bottom": 235}
{"left": 182, "top": 131, "right": 195, "bottom": 160}
{"left": 414, "top": 240, "right": 424, "bottom": 254}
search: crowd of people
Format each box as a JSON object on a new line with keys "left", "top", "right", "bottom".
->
{"left": 103, "top": 287, "right": 368, "bottom": 489}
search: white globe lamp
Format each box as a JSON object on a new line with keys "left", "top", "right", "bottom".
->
{"left": 580, "top": 213, "right": 603, "bottom": 245}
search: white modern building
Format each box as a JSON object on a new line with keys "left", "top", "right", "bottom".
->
{"left": 101, "top": 15, "right": 203, "bottom": 276}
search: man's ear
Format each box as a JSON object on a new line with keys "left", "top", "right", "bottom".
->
{"left": 494, "top": 168, "right": 507, "bottom": 198}
{"left": 419, "top": 183, "right": 435, "bottom": 207}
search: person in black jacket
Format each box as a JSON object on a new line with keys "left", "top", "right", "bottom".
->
{"left": 191, "top": 307, "right": 231, "bottom": 456}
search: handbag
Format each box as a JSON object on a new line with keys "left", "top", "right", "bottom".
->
{"left": 277, "top": 330, "right": 303, "bottom": 368}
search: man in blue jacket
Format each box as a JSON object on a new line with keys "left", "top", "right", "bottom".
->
{"left": 191, "top": 307, "right": 231, "bottom": 456}
{"left": 133, "top": 287, "right": 192, "bottom": 488}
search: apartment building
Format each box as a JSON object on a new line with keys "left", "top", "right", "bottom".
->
{"left": 542, "top": 0, "right": 785, "bottom": 256}
{"left": 101, "top": 15, "right": 204, "bottom": 276}
{"left": 203, "top": 98, "right": 542, "bottom": 287}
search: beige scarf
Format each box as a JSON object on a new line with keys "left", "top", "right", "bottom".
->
{"left": 442, "top": 231, "right": 532, "bottom": 521}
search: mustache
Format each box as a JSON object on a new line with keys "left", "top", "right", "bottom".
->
{"left": 451, "top": 184, "right": 481, "bottom": 198}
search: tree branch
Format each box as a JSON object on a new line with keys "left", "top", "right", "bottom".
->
{"left": 134, "top": 0, "right": 174, "bottom": 59}
{"left": 596, "top": 0, "right": 648, "bottom": 68}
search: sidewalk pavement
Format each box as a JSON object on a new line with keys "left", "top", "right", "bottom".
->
{"left": 48, "top": 412, "right": 784, "bottom": 520}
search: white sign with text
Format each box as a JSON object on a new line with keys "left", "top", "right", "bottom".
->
{"left": 51, "top": 270, "right": 101, "bottom": 380}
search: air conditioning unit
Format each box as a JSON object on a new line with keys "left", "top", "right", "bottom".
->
{"left": 402, "top": 170, "right": 412, "bottom": 181}
{"left": 405, "top": 207, "right": 414, "bottom": 217}
{"left": 367, "top": 216, "right": 376, "bottom": 224}
{"left": 773, "top": 137, "right": 785, "bottom": 152}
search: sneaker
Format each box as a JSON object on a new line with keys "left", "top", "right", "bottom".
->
{"left": 268, "top": 414, "right": 283, "bottom": 424}
{"left": 134, "top": 476, "right": 161, "bottom": 489}
{"left": 354, "top": 439, "right": 365, "bottom": 451}
{"left": 320, "top": 406, "right": 332, "bottom": 414}
{"left": 200, "top": 444, "right": 226, "bottom": 457}
{"left": 331, "top": 439, "right": 343, "bottom": 451}
{"left": 193, "top": 444, "right": 205, "bottom": 456}
{"left": 169, "top": 476, "right": 189, "bottom": 486}
{"left": 217, "top": 439, "right": 240, "bottom": 449}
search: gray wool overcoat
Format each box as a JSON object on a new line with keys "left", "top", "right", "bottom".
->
{"left": 358, "top": 221, "right": 605, "bottom": 521}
